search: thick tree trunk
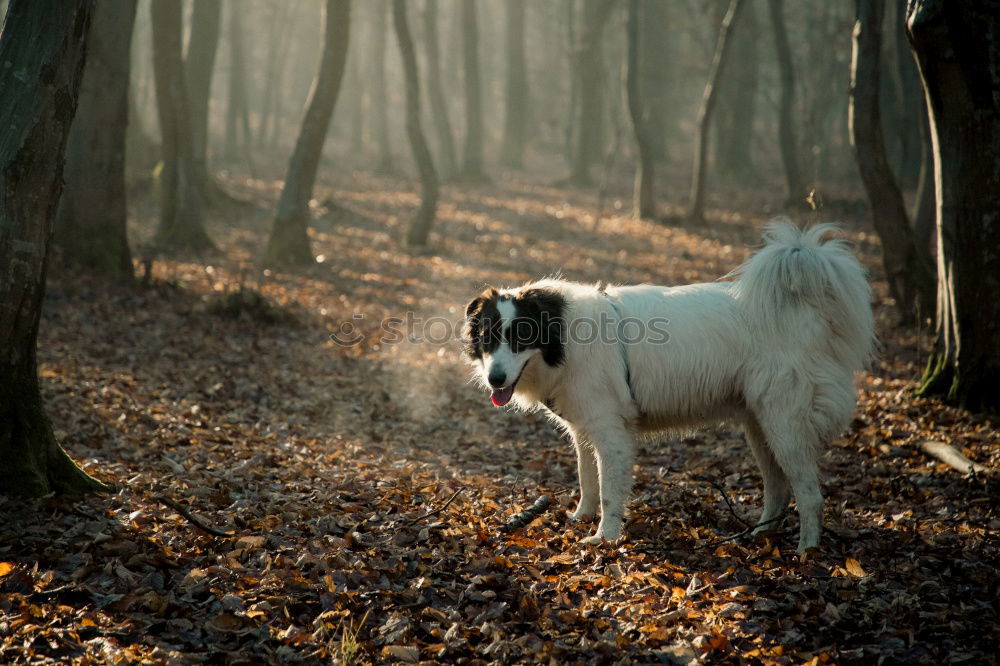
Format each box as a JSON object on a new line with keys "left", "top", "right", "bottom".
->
{"left": 908, "top": 0, "right": 1000, "bottom": 411}
{"left": 639, "top": 0, "right": 670, "bottom": 163}
{"left": 151, "top": 0, "right": 215, "bottom": 252}
{"left": 569, "top": 0, "right": 615, "bottom": 186}
{"left": 184, "top": 0, "right": 221, "bottom": 194}
{"left": 766, "top": 0, "right": 805, "bottom": 207}
{"left": 687, "top": 0, "right": 745, "bottom": 222}
{"left": 0, "top": 0, "right": 108, "bottom": 497}
{"left": 267, "top": 0, "right": 351, "bottom": 265}
{"left": 370, "top": 0, "right": 393, "bottom": 174}
{"left": 499, "top": 0, "right": 528, "bottom": 168}
{"left": 625, "top": 0, "right": 655, "bottom": 219}
{"left": 849, "top": 0, "right": 933, "bottom": 320}
{"left": 460, "top": 0, "right": 486, "bottom": 182}
{"left": 256, "top": 3, "right": 290, "bottom": 151}
{"left": 392, "top": 0, "right": 438, "bottom": 247}
{"left": 55, "top": 0, "right": 136, "bottom": 278}
{"left": 422, "top": 0, "right": 457, "bottom": 179}
{"left": 714, "top": 1, "right": 756, "bottom": 182}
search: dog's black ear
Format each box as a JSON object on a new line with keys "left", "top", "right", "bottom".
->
{"left": 465, "top": 286, "right": 498, "bottom": 319}
{"left": 516, "top": 287, "right": 566, "bottom": 366}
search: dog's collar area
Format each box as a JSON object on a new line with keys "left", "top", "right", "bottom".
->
{"left": 600, "top": 289, "right": 638, "bottom": 406}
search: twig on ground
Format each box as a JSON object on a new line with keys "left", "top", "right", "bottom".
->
{"left": 689, "top": 473, "right": 751, "bottom": 528}
{"left": 695, "top": 515, "right": 785, "bottom": 550}
{"left": 916, "top": 440, "right": 990, "bottom": 475}
{"left": 501, "top": 494, "right": 552, "bottom": 532}
{"left": 406, "top": 488, "right": 464, "bottom": 526}
{"left": 155, "top": 496, "right": 235, "bottom": 537}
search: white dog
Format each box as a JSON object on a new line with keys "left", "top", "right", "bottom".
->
{"left": 463, "top": 222, "right": 874, "bottom": 553}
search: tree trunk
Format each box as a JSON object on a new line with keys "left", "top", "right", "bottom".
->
{"left": 908, "top": 0, "right": 1000, "bottom": 411}
{"left": 224, "top": 3, "right": 251, "bottom": 164}
{"left": 460, "top": 0, "right": 486, "bottom": 182}
{"left": 687, "top": 0, "right": 744, "bottom": 222}
{"left": 714, "top": 1, "right": 756, "bottom": 182}
{"left": 639, "top": 0, "right": 670, "bottom": 163}
{"left": 184, "top": 0, "right": 221, "bottom": 194}
{"left": 569, "top": 0, "right": 615, "bottom": 186}
{"left": 625, "top": 0, "right": 655, "bottom": 219}
{"left": 423, "top": 0, "right": 457, "bottom": 179}
{"left": 151, "top": 0, "right": 215, "bottom": 252}
{"left": 392, "top": 0, "right": 439, "bottom": 247}
{"left": 499, "top": 0, "right": 528, "bottom": 168}
{"left": 849, "top": 0, "right": 933, "bottom": 320}
{"left": 55, "top": 0, "right": 136, "bottom": 278}
{"left": 267, "top": 0, "right": 351, "bottom": 265}
{"left": 766, "top": 0, "right": 805, "bottom": 207}
{"left": 0, "top": 0, "right": 108, "bottom": 497}
{"left": 370, "top": 0, "right": 393, "bottom": 174}
{"left": 256, "top": 3, "right": 290, "bottom": 151}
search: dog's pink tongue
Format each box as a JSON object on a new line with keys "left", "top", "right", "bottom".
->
{"left": 491, "top": 386, "right": 514, "bottom": 407}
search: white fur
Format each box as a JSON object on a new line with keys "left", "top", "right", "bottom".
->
{"left": 472, "top": 221, "right": 875, "bottom": 553}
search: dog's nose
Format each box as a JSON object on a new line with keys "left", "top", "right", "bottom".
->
{"left": 488, "top": 371, "right": 507, "bottom": 388}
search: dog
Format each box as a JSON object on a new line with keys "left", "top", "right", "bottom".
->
{"left": 462, "top": 222, "right": 875, "bottom": 553}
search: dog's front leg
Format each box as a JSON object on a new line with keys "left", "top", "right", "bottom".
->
{"left": 579, "top": 422, "right": 635, "bottom": 544}
{"left": 569, "top": 434, "right": 599, "bottom": 521}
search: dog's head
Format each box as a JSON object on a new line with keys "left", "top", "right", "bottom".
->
{"left": 462, "top": 285, "right": 566, "bottom": 406}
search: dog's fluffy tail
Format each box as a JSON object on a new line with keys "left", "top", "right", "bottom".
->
{"left": 731, "top": 219, "right": 875, "bottom": 371}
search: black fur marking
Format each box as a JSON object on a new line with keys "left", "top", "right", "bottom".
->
{"left": 512, "top": 287, "right": 567, "bottom": 367}
{"left": 462, "top": 287, "right": 500, "bottom": 360}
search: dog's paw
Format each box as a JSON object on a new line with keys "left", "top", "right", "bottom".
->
{"left": 581, "top": 534, "right": 606, "bottom": 546}
{"left": 568, "top": 507, "right": 596, "bottom": 522}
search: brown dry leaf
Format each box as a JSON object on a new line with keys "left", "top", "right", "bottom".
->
{"left": 845, "top": 557, "right": 868, "bottom": 578}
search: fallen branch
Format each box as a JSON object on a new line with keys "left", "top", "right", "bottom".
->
{"left": 501, "top": 494, "right": 552, "bottom": 532}
{"left": 695, "top": 515, "right": 785, "bottom": 550}
{"left": 155, "top": 496, "right": 235, "bottom": 537}
{"left": 407, "top": 488, "right": 464, "bottom": 526}
{"left": 689, "top": 473, "right": 751, "bottom": 528}
{"left": 917, "top": 440, "right": 989, "bottom": 475}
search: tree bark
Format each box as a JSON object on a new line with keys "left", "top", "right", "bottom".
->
{"left": 687, "top": 0, "right": 744, "bottom": 222}
{"left": 184, "top": 0, "right": 221, "bottom": 194}
{"left": 392, "top": 0, "right": 439, "bottom": 247}
{"left": 908, "top": 0, "right": 1000, "bottom": 411}
{"left": 267, "top": 0, "right": 351, "bottom": 265}
{"left": 224, "top": 3, "right": 252, "bottom": 164}
{"left": 849, "top": 0, "right": 933, "bottom": 320}
{"left": 370, "top": 0, "right": 393, "bottom": 174}
{"left": 151, "top": 0, "right": 215, "bottom": 252}
{"left": 766, "top": 0, "right": 806, "bottom": 207}
{"left": 423, "top": 0, "right": 457, "bottom": 179}
{"left": 569, "top": 0, "right": 616, "bottom": 186}
{"left": 55, "top": 0, "right": 136, "bottom": 278}
{"left": 499, "top": 0, "right": 528, "bottom": 168}
{"left": 0, "top": 0, "right": 108, "bottom": 497}
{"left": 625, "top": 0, "right": 655, "bottom": 219}
{"left": 714, "top": 1, "right": 756, "bottom": 182}
{"left": 460, "top": 0, "right": 487, "bottom": 182}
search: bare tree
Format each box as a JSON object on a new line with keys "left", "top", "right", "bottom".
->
{"left": 687, "top": 0, "right": 745, "bottom": 222}
{"left": 392, "top": 0, "right": 438, "bottom": 246}
{"left": 224, "top": 3, "right": 252, "bottom": 164}
{"left": 460, "top": 0, "right": 487, "bottom": 181}
{"left": 848, "top": 0, "right": 933, "bottom": 319}
{"left": 267, "top": 0, "right": 351, "bottom": 265}
{"left": 714, "top": 2, "right": 757, "bottom": 182}
{"left": 423, "top": 0, "right": 457, "bottom": 179}
{"left": 55, "top": 0, "right": 136, "bottom": 277}
{"left": 184, "top": 0, "right": 221, "bottom": 194}
{"left": 908, "top": 0, "right": 1000, "bottom": 410}
{"left": 499, "top": 0, "right": 528, "bottom": 168}
{"left": 0, "top": 0, "right": 107, "bottom": 496}
{"left": 568, "top": 0, "right": 616, "bottom": 186}
{"left": 151, "top": 0, "right": 215, "bottom": 252}
{"left": 625, "top": 0, "right": 655, "bottom": 219}
{"left": 767, "top": 0, "right": 805, "bottom": 206}
{"left": 370, "top": 0, "right": 393, "bottom": 174}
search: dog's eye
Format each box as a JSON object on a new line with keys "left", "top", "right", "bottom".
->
{"left": 509, "top": 318, "right": 539, "bottom": 352}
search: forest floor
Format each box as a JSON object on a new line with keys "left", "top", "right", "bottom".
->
{"left": 1, "top": 170, "right": 997, "bottom": 665}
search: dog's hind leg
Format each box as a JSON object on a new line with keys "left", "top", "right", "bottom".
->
{"left": 578, "top": 421, "right": 635, "bottom": 544}
{"left": 745, "top": 416, "right": 791, "bottom": 534}
{"left": 757, "top": 415, "right": 824, "bottom": 554}
{"left": 569, "top": 433, "right": 600, "bottom": 522}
